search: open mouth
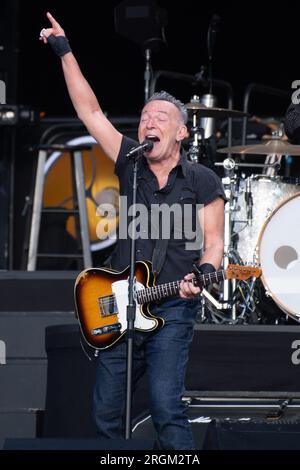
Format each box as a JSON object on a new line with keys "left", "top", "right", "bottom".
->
{"left": 145, "top": 135, "right": 160, "bottom": 143}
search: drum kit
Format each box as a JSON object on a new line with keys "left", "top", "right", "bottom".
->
{"left": 185, "top": 97, "right": 300, "bottom": 325}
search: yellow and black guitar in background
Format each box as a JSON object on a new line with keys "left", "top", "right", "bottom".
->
{"left": 74, "top": 261, "right": 261, "bottom": 351}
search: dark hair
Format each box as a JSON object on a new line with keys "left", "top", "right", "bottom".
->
{"left": 146, "top": 91, "right": 188, "bottom": 124}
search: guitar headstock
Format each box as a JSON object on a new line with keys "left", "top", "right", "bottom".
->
{"left": 226, "top": 264, "right": 262, "bottom": 280}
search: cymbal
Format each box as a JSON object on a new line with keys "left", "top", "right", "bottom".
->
{"left": 218, "top": 139, "right": 300, "bottom": 156}
{"left": 185, "top": 102, "right": 248, "bottom": 118}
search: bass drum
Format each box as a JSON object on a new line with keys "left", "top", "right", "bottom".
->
{"left": 43, "top": 135, "right": 119, "bottom": 252}
{"left": 257, "top": 192, "right": 300, "bottom": 321}
{"left": 234, "top": 175, "right": 300, "bottom": 263}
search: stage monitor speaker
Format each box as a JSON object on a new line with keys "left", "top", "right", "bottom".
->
{"left": 3, "top": 438, "right": 155, "bottom": 450}
{"left": 203, "top": 419, "right": 300, "bottom": 450}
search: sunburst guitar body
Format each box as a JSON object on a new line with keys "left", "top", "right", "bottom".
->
{"left": 74, "top": 260, "right": 261, "bottom": 350}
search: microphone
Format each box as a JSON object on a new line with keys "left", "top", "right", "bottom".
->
{"left": 126, "top": 139, "right": 154, "bottom": 159}
{"left": 244, "top": 178, "right": 253, "bottom": 225}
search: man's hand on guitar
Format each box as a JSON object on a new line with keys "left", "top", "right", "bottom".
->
{"left": 179, "top": 273, "right": 201, "bottom": 299}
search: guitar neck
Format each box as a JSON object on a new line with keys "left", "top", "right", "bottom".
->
{"left": 136, "top": 269, "right": 226, "bottom": 304}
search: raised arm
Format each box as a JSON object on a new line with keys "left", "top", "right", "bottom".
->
{"left": 40, "top": 12, "right": 122, "bottom": 162}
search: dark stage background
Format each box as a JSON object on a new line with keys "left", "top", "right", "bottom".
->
{"left": 16, "top": 1, "right": 298, "bottom": 117}
{"left": 1, "top": 0, "right": 299, "bottom": 269}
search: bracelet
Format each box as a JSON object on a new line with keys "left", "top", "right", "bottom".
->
{"left": 47, "top": 35, "right": 72, "bottom": 57}
{"left": 197, "top": 263, "right": 216, "bottom": 274}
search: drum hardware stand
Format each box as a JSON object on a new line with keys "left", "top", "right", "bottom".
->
{"left": 194, "top": 13, "right": 218, "bottom": 163}
{"left": 230, "top": 244, "right": 261, "bottom": 324}
{"left": 205, "top": 157, "right": 277, "bottom": 322}
{"left": 199, "top": 154, "right": 281, "bottom": 323}
{"left": 188, "top": 130, "right": 215, "bottom": 168}
{"left": 215, "top": 160, "right": 282, "bottom": 171}
{"left": 263, "top": 131, "right": 284, "bottom": 177}
{"left": 201, "top": 288, "right": 223, "bottom": 309}
{"left": 187, "top": 95, "right": 204, "bottom": 163}
{"left": 234, "top": 276, "right": 258, "bottom": 324}
{"left": 198, "top": 156, "right": 239, "bottom": 321}
{"left": 221, "top": 157, "right": 238, "bottom": 316}
{"left": 263, "top": 153, "right": 282, "bottom": 177}
{"left": 198, "top": 158, "right": 282, "bottom": 324}
{"left": 187, "top": 95, "right": 214, "bottom": 167}
{"left": 199, "top": 93, "right": 217, "bottom": 140}
{"left": 188, "top": 123, "right": 204, "bottom": 163}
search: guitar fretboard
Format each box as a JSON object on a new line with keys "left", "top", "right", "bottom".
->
{"left": 98, "top": 270, "right": 226, "bottom": 316}
{"left": 136, "top": 269, "right": 225, "bottom": 304}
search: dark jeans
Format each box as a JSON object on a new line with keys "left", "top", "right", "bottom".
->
{"left": 93, "top": 297, "right": 200, "bottom": 450}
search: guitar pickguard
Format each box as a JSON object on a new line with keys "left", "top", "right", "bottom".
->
{"left": 111, "top": 280, "right": 157, "bottom": 332}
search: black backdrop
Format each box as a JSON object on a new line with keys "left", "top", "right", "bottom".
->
{"left": 3, "top": 0, "right": 300, "bottom": 268}
{"left": 17, "top": 1, "right": 298, "bottom": 117}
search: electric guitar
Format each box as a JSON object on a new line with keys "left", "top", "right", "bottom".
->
{"left": 74, "top": 260, "right": 261, "bottom": 350}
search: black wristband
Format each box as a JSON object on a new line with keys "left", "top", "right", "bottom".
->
{"left": 197, "top": 263, "right": 216, "bottom": 274}
{"left": 47, "top": 35, "right": 72, "bottom": 57}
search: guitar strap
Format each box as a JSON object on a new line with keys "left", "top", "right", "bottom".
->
{"left": 151, "top": 176, "right": 185, "bottom": 276}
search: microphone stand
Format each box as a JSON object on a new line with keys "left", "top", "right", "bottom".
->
{"left": 125, "top": 150, "right": 139, "bottom": 439}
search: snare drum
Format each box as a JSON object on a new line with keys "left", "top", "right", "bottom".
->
{"left": 257, "top": 192, "right": 300, "bottom": 320}
{"left": 234, "top": 175, "right": 300, "bottom": 263}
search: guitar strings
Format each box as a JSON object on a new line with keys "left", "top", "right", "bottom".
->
{"left": 96, "top": 272, "right": 227, "bottom": 307}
